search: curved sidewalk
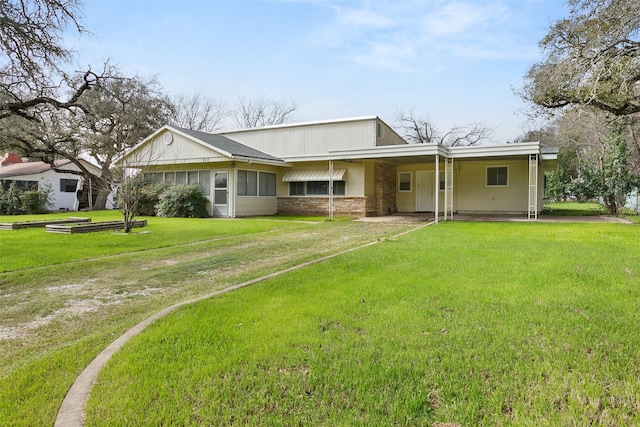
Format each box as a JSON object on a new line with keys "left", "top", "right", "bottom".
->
{"left": 55, "top": 222, "right": 432, "bottom": 427}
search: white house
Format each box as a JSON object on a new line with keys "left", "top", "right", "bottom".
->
{"left": 0, "top": 156, "right": 109, "bottom": 211}
{"left": 122, "top": 116, "right": 558, "bottom": 220}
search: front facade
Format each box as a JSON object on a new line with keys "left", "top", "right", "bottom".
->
{"left": 124, "top": 117, "right": 557, "bottom": 220}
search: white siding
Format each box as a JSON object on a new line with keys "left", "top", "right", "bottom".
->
{"left": 223, "top": 119, "right": 379, "bottom": 158}
{"left": 396, "top": 159, "right": 533, "bottom": 214}
{"left": 5, "top": 170, "right": 82, "bottom": 211}
{"left": 375, "top": 121, "right": 406, "bottom": 147}
{"left": 133, "top": 131, "right": 227, "bottom": 166}
{"left": 235, "top": 197, "right": 277, "bottom": 216}
{"left": 232, "top": 163, "right": 280, "bottom": 216}
{"left": 455, "top": 159, "right": 529, "bottom": 213}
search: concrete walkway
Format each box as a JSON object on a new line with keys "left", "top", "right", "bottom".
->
{"left": 55, "top": 222, "right": 433, "bottom": 427}
{"left": 358, "top": 213, "right": 632, "bottom": 224}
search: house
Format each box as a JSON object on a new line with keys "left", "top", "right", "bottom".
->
{"left": 122, "top": 116, "right": 558, "bottom": 220}
{"left": 0, "top": 156, "right": 110, "bottom": 211}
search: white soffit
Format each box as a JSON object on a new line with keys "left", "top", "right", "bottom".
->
{"left": 282, "top": 168, "right": 347, "bottom": 182}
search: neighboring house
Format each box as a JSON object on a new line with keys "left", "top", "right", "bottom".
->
{"left": 0, "top": 156, "right": 110, "bottom": 211}
{"left": 122, "top": 116, "right": 558, "bottom": 220}
{"left": 626, "top": 188, "right": 639, "bottom": 214}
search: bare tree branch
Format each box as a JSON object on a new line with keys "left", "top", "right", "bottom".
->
{"left": 231, "top": 97, "right": 297, "bottom": 128}
{"left": 170, "top": 92, "right": 227, "bottom": 132}
{"left": 394, "top": 110, "right": 492, "bottom": 146}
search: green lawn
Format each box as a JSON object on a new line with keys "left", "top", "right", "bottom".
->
{"left": 0, "top": 214, "right": 415, "bottom": 426}
{"left": 543, "top": 201, "right": 606, "bottom": 216}
{"left": 86, "top": 221, "right": 640, "bottom": 426}
{"left": 0, "top": 211, "right": 310, "bottom": 272}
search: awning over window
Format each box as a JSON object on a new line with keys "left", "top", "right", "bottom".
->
{"left": 281, "top": 168, "right": 347, "bottom": 182}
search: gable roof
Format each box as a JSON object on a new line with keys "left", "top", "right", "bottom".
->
{"left": 171, "top": 126, "right": 283, "bottom": 163}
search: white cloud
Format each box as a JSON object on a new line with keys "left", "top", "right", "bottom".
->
{"left": 336, "top": 7, "right": 394, "bottom": 29}
{"left": 311, "top": 0, "right": 542, "bottom": 70}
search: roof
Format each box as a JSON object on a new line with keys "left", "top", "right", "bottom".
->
{"left": 219, "top": 115, "right": 380, "bottom": 134}
{"left": 0, "top": 159, "right": 101, "bottom": 179}
{"left": 0, "top": 159, "right": 72, "bottom": 178}
{"left": 171, "top": 126, "right": 283, "bottom": 163}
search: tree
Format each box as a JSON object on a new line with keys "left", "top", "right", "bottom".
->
{"left": 170, "top": 92, "right": 227, "bottom": 132}
{"left": 0, "top": 72, "right": 173, "bottom": 213}
{"left": 0, "top": 0, "right": 100, "bottom": 121}
{"left": 73, "top": 73, "right": 173, "bottom": 210}
{"left": 576, "top": 119, "right": 639, "bottom": 213}
{"left": 231, "top": 97, "right": 297, "bottom": 128}
{"left": 394, "top": 110, "right": 492, "bottom": 146}
{"left": 522, "top": 0, "right": 640, "bottom": 116}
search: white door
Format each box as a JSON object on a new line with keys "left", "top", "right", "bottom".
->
{"left": 416, "top": 170, "right": 434, "bottom": 211}
{"left": 212, "top": 171, "right": 229, "bottom": 217}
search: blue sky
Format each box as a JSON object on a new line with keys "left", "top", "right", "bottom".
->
{"left": 67, "top": 0, "right": 568, "bottom": 142}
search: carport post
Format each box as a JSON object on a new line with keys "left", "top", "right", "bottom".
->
{"left": 434, "top": 154, "right": 439, "bottom": 223}
{"left": 328, "top": 160, "right": 334, "bottom": 221}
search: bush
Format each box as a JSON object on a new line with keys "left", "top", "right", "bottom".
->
{"left": 0, "top": 184, "right": 22, "bottom": 215}
{"left": 22, "top": 191, "right": 49, "bottom": 214}
{"left": 22, "top": 183, "right": 53, "bottom": 214}
{"left": 135, "top": 182, "right": 169, "bottom": 216}
{"left": 0, "top": 184, "right": 53, "bottom": 215}
{"left": 156, "top": 185, "right": 208, "bottom": 218}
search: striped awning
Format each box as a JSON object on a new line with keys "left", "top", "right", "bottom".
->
{"left": 281, "top": 168, "right": 347, "bottom": 182}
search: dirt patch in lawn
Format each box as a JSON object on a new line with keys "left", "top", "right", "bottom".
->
{"left": 0, "top": 220, "right": 417, "bottom": 375}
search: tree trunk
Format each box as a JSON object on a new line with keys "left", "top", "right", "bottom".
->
{"left": 93, "top": 188, "right": 110, "bottom": 210}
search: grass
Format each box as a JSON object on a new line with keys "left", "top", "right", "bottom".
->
{"left": 543, "top": 201, "right": 606, "bottom": 216}
{"left": 85, "top": 221, "right": 640, "bottom": 426}
{"left": 0, "top": 211, "right": 314, "bottom": 272}
{"left": 0, "top": 213, "right": 415, "bottom": 426}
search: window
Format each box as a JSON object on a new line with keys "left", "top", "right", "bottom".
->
{"left": 398, "top": 172, "right": 412, "bottom": 192}
{"left": 1, "top": 180, "right": 38, "bottom": 191}
{"left": 307, "top": 181, "right": 329, "bottom": 195}
{"left": 175, "top": 171, "right": 187, "bottom": 185}
{"left": 144, "top": 170, "right": 211, "bottom": 196}
{"left": 198, "top": 171, "right": 211, "bottom": 196}
{"left": 289, "top": 182, "right": 304, "bottom": 196}
{"left": 332, "top": 181, "right": 346, "bottom": 195}
{"left": 164, "top": 172, "right": 175, "bottom": 185}
{"left": 288, "top": 181, "right": 346, "bottom": 196}
{"left": 237, "top": 170, "right": 257, "bottom": 196}
{"left": 259, "top": 172, "right": 276, "bottom": 196}
{"left": 237, "top": 170, "right": 276, "bottom": 197}
{"left": 486, "top": 166, "right": 508, "bottom": 186}
{"left": 60, "top": 178, "right": 78, "bottom": 192}
{"left": 439, "top": 171, "right": 445, "bottom": 191}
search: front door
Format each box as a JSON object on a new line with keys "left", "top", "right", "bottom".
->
{"left": 212, "top": 171, "right": 229, "bottom": 217}
{"left": 416, "top": 170, "right": 434, "bottom": 212}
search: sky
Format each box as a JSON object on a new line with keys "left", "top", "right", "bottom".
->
{"left": 66, "top": 0, "right": 569, "bottom": 142}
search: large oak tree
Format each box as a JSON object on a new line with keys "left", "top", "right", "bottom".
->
{"left": 523, "top": 0, "right": 640, "bottom": 116}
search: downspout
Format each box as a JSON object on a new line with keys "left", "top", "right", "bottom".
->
{"left": 329, "top": 160, "right": 334, "bottom": 220}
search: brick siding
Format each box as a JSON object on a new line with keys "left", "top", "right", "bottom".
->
{"left": 277, "top": 196, "right": 367, "bottom": 216}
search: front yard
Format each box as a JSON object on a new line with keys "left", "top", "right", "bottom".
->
{"left": 1, "top": 213, "right": 639, "bottom": 425}
{"left": 87, "top": 221, "right": 640, "bottom": 426}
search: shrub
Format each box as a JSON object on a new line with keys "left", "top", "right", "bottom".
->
{"left": 135, "top": 182, "right": 169, "bottom": 216}
{"left": 156, "top": 185, "right": 208, "bottom": 218}
{"left": 22, "top": 183, "right": 53, "bottom": 214}
{"left": 0, "top": 184, "right": 22, "bottom": 215}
